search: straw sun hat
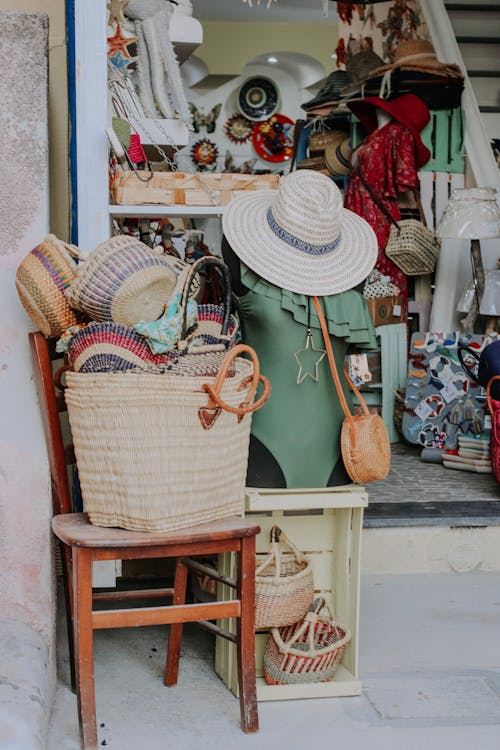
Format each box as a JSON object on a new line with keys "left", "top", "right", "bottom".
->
{"left": 222, "top": 170, "right": 377, "bottom": 296}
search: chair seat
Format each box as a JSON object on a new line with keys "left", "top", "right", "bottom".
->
{"left": 52, "top": 512, "right": 260, "bottom": 548}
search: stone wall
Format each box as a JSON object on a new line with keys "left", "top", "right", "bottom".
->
{"left": 0, "top": 10, "right": 55, "bottom": 749}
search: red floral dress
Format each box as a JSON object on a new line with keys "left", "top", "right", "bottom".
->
{"left": 344, "top": 121, "right": 420, "bottom": 318}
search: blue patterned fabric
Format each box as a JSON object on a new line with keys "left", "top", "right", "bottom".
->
{"left": 266, "top": 208, "right": 341, "bottom": 256}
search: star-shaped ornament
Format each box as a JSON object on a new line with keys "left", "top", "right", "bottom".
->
{"left": 108, "top": 0, "right": 128, "bottom": 27}
{"left": 108, "top": 51, "right": 135, "bottom": 72}
{"left": 108, "top": 23, "right": 137, "bottom": 58}
{"left": 294, "top": 329, "right": 326, "bottom": 385}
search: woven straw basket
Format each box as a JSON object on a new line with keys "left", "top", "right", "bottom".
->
{"left": 255, "top": 526, "right": 314, "bottom": 630}
{"left": 15, "top": 234, "right": 82, "bottom": 337}
{"left": 385, "top": 219, "right": 440, "bottom": 276}
{"left": 65, "top": 344, "right": 270, "bottom": 532}
{"left": 66, "top": 235, "right": 182, "bottom": 327}
{"left": 264, "top": 597, "right": 351, "bottom": 685}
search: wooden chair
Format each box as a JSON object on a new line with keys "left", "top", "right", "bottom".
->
{"left": 29, "top": 331, "right": 259, "bottom": 750}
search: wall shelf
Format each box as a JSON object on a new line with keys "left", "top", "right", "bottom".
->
{"left": 110, "top": 204, "right": 224, "bottom": 218}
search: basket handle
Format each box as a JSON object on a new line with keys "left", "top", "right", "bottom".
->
{"left": 281, "top": 597, "right": 331, "bottom": 654}
{"left": 46, "top": 234, "right": 81, "bottom": 263}
{"left": 198, "top": 343, "right": 271, "bottom": 430}
{"left": 458, "top": 344, "right": 481, "bottom": 384}
{"left": 179, "top": 256, "right": 233, "bottom": 345}
{"left": 255, "top": 525, "right": 309, "bottom": 579}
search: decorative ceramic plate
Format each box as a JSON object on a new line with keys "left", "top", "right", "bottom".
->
{"left": 252, "top": 114, "right": 294, "bottom": 162}
{"left": 224, "top": 113, "right": 253, "bottom": 144}
{"left": 191, "top": 138, "right": 219, "bottom": 166}
{"left": 237, "top": 77, "right": 280, "bottom": 122}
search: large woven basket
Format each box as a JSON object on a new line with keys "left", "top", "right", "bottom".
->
{"left": 487, "top": 375, "right": 500, "bottom": 485}
{"left": 263, "top": 598, "right": 351, "bottom": 685}
{"left": 255, "top": 526, "right": 314, "bottom": 630}
{"left": 64, "top": 344, "right": 270, "bottom": 532}
{"left": 15, "top": 234, "right": 82, "bottom": 337}
{"left": 66, "top": 235, "right": 182, "bottom": 326}
{"left": 385, "top": 219, "right": 440, "bottom": 276}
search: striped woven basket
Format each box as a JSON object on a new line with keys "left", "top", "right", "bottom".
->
{"left": 15, "top": 235, "right": 82, "bottom": 337}
{"left": 255, "top": 526, "right": 314, "bottom": 630}
{"left": 263, "top": 598, "right": 351, "bottom": 685}
{"left": 66, "top": 321, "right": 237, "bottom": 378}
{"left": 64, "top": 344, "right": 271, "bottom": 532}
{"left": 66, "top": 235, "right": 183, "bottom": 326}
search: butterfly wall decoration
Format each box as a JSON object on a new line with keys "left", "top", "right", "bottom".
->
{"left": 189, "top": 103, "right": 223, "bottom": 134}
{"left": 223, "top": 151, "right": 257, "bottom": 174}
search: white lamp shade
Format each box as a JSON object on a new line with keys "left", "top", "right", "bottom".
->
{"left": 436, "top": 187, "right": 500, "bottom": 240}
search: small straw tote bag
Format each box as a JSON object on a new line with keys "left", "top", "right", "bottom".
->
{"left": 487, "top": 375, "right": 500, "bottom": 484}
{"left": 66, "top": 234, "right": 182, "bottom": 327}
{"left": 312, "top": 296, "right": 391, "bottom": 483}
{"left": 263, "top": 597, "right": 351, "bottom": 685}
{"left": 64, "top": 343, "right": 271, "bottom": 532}
{"left": 15, "top": 234, "right": 82, "bottom": 337}
{"left": 255, "top": 526, "right": 314, "bottom": 630}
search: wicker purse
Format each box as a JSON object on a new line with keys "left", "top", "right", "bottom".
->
{"left": 358, "top": 169, "right": 440, "bottom": 276}
{"left": 15, "top": 234, "right": 83, "bottom": 337}
{"left": 255, "top": 526, "right": 314, "bottom": 630}
{"left": 312, "top": 296, "right": 391, "bottom": 483}
{"left": 66, "top": 234, "right": 182, "bottom": 326}
{"left": 263, "top": 597, "right": 351, "bottom": 685}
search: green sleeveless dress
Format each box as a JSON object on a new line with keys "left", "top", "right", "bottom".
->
{"left": 237, "top": 263, "right": 378, "bottom": 488}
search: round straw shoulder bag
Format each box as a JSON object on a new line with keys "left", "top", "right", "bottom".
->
{"left": 66, "top": 234, "right": 181, "bottom": 326}
{"left": 255, "top": 525, "right": 314, "bottom": 630}
{"left": 312, "top": 296, "right": 391, "bottom": 483}
{"left": 264, "top": 597, "right": 351, "bottom": 685}
{"left": 15, "top": 234, "right": 83, "bottom": 337}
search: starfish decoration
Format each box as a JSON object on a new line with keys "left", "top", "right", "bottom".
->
{"left": 108, "top": 23, "right": 137, "bottom": 59}
{"left": 108, "top": 50, "right": 135, "bottom": 72}
{"left": 294, "top": 329, "right": 326, "bottom": 385}
{"left": 107, "top": 0, "right": 128, "bottom": 27}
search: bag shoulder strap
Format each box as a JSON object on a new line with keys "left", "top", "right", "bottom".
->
{"left": 357, "top": 160, "right": 427, "bottom": 229}
{"left": 311, "top": 296, "right": 371, "bottom": 428}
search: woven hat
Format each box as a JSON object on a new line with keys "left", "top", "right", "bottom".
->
{"left": 324, "top": 133, "right": 351, "bottom": 176}
{"left": 222, "top": 169, "right": 377, "bottom": 296}
{"left": 340, "top": 50, "right": 386, "bottom": 98}
{"left": 347, "top": 93, "right": 431, "bottom": 167}
{"left": 369, "top": 39, "right": 463, "bottom": 78}
{"left": 301, "top": 70, "right": 349, "bottom": 111}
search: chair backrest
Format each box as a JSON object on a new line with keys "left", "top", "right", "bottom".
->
{"left": 29, "top": 331, "right": 73, "bottom": 515}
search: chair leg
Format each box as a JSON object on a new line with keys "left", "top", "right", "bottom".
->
{"left": 73, "top": 547, "right": 98, "bottom": 750}
{"left": 236, "top": 535, "right": 259, "bottom": 733}
{"left": 164, "top": 558, "right": 188, "bottom": 687}
{"left": 60, "top": 541, "right": 76, "bottom": 693}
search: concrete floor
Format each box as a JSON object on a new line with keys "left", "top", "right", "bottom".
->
{"left": 48, "top": 572, "right": 500, "bottom": 750}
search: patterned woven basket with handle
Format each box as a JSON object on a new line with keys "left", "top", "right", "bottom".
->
{"left": 487, "top": 375, "right": 500, "bottom": 485}
{"left": 255, "top": 525, "right": 314, "bottom": 630}
{"left": 263, "top": 597, "right": 351, "bottom": 685}
{"left": 15, "top": 234, "right": 83, "bottom": 337}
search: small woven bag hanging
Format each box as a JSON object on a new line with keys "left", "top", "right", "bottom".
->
{"left": 263, "top": 597, "right": 351, "bottom": 685}
{"left": 65, "top": 234, "right": 181, "bottom": 327}
{"left": 255, "top": 525, "right": 314, "bottom": 630}
{"left": 15, "top": 234, "right": 83, "bottom": 337}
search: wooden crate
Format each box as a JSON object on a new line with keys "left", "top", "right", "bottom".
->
{"left": 110, "top": 171, "right": 280, "bottom": 206}
{"left": 215, "top": 485, "right": 367, "bottom": 701}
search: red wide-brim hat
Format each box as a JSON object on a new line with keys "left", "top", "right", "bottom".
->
{"left": 347, "top": 93, "right": 431, "bottom": 168}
